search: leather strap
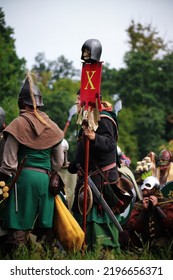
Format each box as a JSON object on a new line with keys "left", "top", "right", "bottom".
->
{"left": 91, "top": 162, "right": 116, "bottom": 177}
{"left": 23, "top": 166, "right": 49, "bottom": 175}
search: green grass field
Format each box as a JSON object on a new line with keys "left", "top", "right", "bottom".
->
{"left": 0, "top": 236, "right": 172, "bottom": 260}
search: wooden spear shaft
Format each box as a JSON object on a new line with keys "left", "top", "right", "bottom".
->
{"left": 82, "top": 137, "right": 90, "bottom": 236}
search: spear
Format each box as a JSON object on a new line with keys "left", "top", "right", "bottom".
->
{"left": 82, "top": 134, "right": 90, "bottom": 234}
{"left": 63, "top": 104, "right": 77, "bottom": 136}
{"left": 79, "top": 39, "right": 103, "bottom": 240}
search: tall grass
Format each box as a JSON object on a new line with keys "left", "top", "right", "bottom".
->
{"left": 0, "top": 238, "right": 172, "bottom": 260}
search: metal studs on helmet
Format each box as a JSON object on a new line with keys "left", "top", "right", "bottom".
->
{"left": 18, "top": 76, "right": 44, "bottom": 108}
{"left": 81, "top": 39, "right": 102, "bottom": 62}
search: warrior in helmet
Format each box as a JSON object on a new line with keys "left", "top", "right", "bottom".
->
{"left": 0, "top": 73, "right": 64, "bottom": 253}
{"left": 156, "top": 149, "right": 173, "bottom": 186}
{"left": 68, "top": 39, "right": 122, "bottom": 252}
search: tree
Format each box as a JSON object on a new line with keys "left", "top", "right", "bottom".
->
{"left": 0, "top": 8, "right": 26, "bottom": 123}
{"left": 126, "top": 20, "right": 166, "bottom": 57}
{"left": 32, "top": 52, "right": 80, "bottom": 85}
{"left": 0, "top": 9, "right": 26, "bottom": 98}
{"left": 101, "top": 63, "right": 118, "bottom": 100}
{"left": 114, "top": 21, "right": 173, "bottom": 162}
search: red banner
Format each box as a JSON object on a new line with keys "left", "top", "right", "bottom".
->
{"left": 80, "top": 62, "right": 102, "bottom": 110}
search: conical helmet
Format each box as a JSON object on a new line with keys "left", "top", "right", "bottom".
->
{"left": 18, "top": 75, "right": 44, "bottom": 107}
{"left": 81, "top": 39, "right": 102, "bottom": 62}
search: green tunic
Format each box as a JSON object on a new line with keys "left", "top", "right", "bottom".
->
{"left": 3, "top": 145, "right": 54, "bottom": 230}
{"left": 74, "top": 205, "right": 121, "bottom": 252}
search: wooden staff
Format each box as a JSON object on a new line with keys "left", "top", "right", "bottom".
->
{"left": 79, "top": 60, "right": 103, "bottom": 240}
{"left": 82, "top": 136, "right": 90, "bottom": 235}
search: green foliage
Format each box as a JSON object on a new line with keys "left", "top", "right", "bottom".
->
{"left": 135, "top": 106, "right": 166, "bottom": 156}
{"left": 0, "top": 8, "right": 26, "bottom": 110}
{"left": 42, "top": 78, "right": 79, "bottom": 130}
{"left": 114, "top": 20, "right": 173, "bottom": 161}
{"left": 126, "top": 20, "right": 166, "bottom": 56}
{"left": 32, "top": 52, "right": 79, "bottom": 81}
{"left": 39, "top": 77, "right": 80, "bottom": 161}
{"left": 117, "top": 107, "right": 138, "bottom": 168}
{"left": 101, "top": 64, "right": 118, "bottom": 99}
{"left": 1, "top": 96, "right": 19, "bottom": 125}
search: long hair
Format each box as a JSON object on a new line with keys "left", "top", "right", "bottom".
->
{"left": 147, "top": 151, "right": 157, "bottom": 176}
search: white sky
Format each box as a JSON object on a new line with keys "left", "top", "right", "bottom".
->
{"left": 1, "top": 0, "right": 173, "bottom": 70}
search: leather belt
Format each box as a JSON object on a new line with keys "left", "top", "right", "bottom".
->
{"left": 23, "top": 167, "right": 49, "bottom": 174}
{"left": 91, "top": 162, "right": 116, "bottom": 176}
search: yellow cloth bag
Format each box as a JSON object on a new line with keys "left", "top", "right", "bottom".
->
{"left": 54, "top": 195, "right": 85, "bottom": 251}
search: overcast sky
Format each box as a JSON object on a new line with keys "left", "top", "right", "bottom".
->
{"left": 1, "top": 0, "right": 173, "bottom": 70}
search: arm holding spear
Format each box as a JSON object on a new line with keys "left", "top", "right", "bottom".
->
{"left": 68, "top": 39, "right": 123, "bottom": 251}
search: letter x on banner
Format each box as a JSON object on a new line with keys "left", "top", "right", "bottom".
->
{"left": 80, "top": 62, "right": 102, "bottom": 111}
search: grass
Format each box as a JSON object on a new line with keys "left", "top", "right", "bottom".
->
{"left": 0, "top": 237, "right": 172, "bottom": 260}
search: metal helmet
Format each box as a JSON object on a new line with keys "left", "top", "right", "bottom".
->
{"left": 157, "top": 149, "right": 172, "bottom": 166}
{"left": 0, "top": 107, "right": 6, "bottom": 132}
{"left": 18, "top": 76, "right": 44, "bottom": 108}
{"left": 81, "top": 39, "right": 102, "bottom": 62}
{"left": 141, "top": 176, "right": 160, "bottom": 190}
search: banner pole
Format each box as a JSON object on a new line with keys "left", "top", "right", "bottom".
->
{"left": 82, "top": 137, "right": 90, "bottom": 237}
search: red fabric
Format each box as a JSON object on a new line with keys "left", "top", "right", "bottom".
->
{"left": 80, "top": 62, "right": 102, "bottom": 110}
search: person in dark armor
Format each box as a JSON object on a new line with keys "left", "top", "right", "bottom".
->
{"left": 68, "top": 99, "right": 122, "bottom": 252}
{"left": 0, "top": 73, "right": 64, "bottom": 254}
{"left": 68, "top": 39, "right": 123, "bottom": 253}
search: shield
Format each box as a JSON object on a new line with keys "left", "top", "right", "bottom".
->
{"left": 119, "top": 200, "right": 134, "bottom": 225}
{"left": 161, "top": 181, "right": 173, "bottom": 198}
{"left": 78, "top": 184, "right": 93, "bottom": 215}
{"left": 119, "top": 187, "right": 136, "bottom": 225}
